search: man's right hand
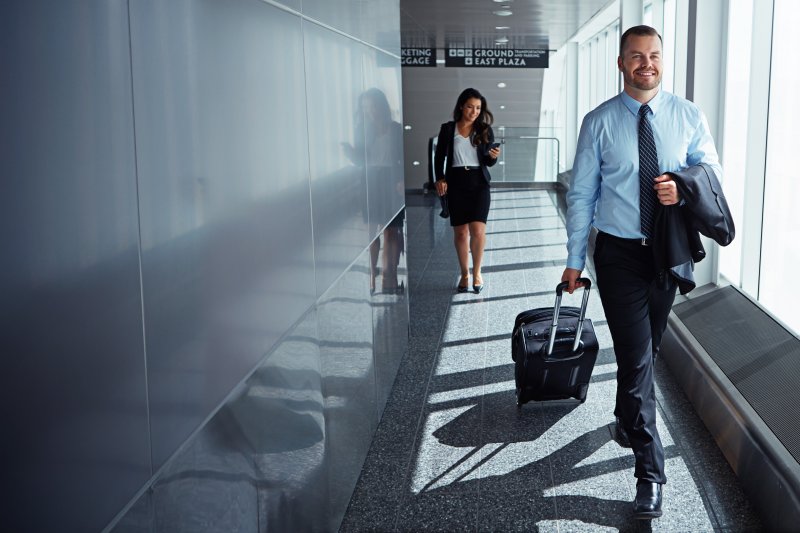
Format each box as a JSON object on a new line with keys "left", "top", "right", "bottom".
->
{"left": 561, "top": 267, "right": 584, "bottom": 294}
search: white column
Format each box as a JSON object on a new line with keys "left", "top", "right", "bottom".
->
{"left": 684, "top": 0, "right": 728, "bottom": 287}
{"left": 651, "top": 0, "right": 665, "bottom": 35}
{"left": 620, "top": 0, "right": 644, "bottom": 32}
{"left": 672, "top": 0, "right": 690, "bottom": 98}
{"left": 566, "top": 42, "right": 579, "bottom": 167}
{"left": 685, "top": 0, "right": 726, "bottom": 140}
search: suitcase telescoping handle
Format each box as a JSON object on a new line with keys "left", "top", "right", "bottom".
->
{"left": 548, "top": 278, "right": 592, "bottom": 356}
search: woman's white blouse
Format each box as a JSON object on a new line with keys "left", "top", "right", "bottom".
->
{"left": 452, "top": 131, "right": 480, "bottom": 167}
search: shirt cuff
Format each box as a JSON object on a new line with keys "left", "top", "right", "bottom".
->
{"left": 566, "top": 256, "right": 585, "bottom": 271}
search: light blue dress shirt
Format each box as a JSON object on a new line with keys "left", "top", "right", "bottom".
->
{"left": 565, "top": 90, "right": 721, "bottom": 270}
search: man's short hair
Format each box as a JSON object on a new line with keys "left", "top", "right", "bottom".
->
{"left": 620, "top": 25, "right": 663, "bottom": 55}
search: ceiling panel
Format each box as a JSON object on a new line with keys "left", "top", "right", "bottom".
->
{"left": 401, "top": 0, "right": 612, "bottom": 50}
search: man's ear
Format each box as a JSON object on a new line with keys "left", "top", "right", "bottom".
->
{"left": 617, "top": 56, "right": 623, "bottom": 72}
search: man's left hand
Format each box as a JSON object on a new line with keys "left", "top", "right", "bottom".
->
{"left": 654, "top": 174, "right": 680, "bottom": 205}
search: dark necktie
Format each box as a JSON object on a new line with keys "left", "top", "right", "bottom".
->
{"left": 638, "top": 104, "right": 659, "bottom": 239}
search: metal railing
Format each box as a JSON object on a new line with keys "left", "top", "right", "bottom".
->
{"left": 426, "top": 127, "right": 564, "bottom": 188}
{"left": 493, "top": 135, "right": 560, "bottom": 183}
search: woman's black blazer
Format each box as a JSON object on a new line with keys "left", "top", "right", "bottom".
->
{"left": 434, "top": 121, "right": 497, "bottom": 185}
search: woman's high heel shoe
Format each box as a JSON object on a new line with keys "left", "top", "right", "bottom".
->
{"left": 473, "top": 275, "right": 483, "bottom": 294}
{"left": 457, "top": 274, "right": 470, "bottom": 293}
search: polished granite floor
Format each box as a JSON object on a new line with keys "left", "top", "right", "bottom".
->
{"left": 340, "top": 188, "right": 763, "bottom": 532}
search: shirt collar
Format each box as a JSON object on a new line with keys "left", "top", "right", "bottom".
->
{"left": 620, "top": 89, "right": 663, "bottom": 116}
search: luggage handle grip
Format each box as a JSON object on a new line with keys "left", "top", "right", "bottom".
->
{"left": 555, "top": 278, "right": 592, "bottom": 296}
{"left": 548, "top": 278, "right": 592, "bottom": 356}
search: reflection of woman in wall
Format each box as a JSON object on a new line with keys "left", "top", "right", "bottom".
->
{"left": 434, "top": 88, "right": 500, "bottom": 293}
{"left": 344, "top": 88, "right": 405, "bottom": 294}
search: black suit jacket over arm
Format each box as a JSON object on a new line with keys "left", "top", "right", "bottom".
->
{"left": 652, "top": 162, "right": 735, "bottom": 294}
{"left": 434, "top": 121, "right": 497, "bottom": 184}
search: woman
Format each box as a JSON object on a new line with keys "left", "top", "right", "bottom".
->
{"left": 434, "top": 88, "right": 501, "bottom": 293}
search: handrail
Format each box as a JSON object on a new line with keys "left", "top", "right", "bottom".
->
{"left": 514, "top": 136, "right": 560, "bottom": 180}
{"left": 424, "top": 134, "right": 563, "bottom": 188}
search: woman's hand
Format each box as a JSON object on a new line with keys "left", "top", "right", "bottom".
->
{"left": 435, "top": 180, "right": 447, "bottom": 196}
{"left": 488, "top": 146, "right": 501, "bottom": 159}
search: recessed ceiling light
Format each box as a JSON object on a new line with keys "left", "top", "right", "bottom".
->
{"left": 499, "top": 161, "right": 505, "bottom": 165}
{"left": 497, "top": 82, "right": 507, "bottom": 88}
{"left": 412, "top": 161, "right": 420, "bottom": 166}
{"left": 500, "top": 105, "right": 506, "bottom": 109}
{"left": 495, "top": 37, "right": 509, "bottom": 44}
{"left": 495, "top": 26, "right": 510, "bottom": 30}
{"left": 436, "top": 59, "right": 445, "bottom": 64}
{"left": 493, "top": 10, "right": 512, "bottom": 16}
{"left": 404, "top": 125, "right": 412, "bottom": 130}
{"left": 492, "top": 0, "right": 511, "bottom": 3}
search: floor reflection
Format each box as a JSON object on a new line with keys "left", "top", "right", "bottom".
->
{"left": 113, "top": 211, "right": 410, "bottom": 533}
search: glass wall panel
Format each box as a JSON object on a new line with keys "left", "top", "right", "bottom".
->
{"left": 719, "top": 0, "right": 754, "bottom": 286}
{"left": 130, "top": 0, "right": 315, "bottom": 469}
{"left": 577, "top": 21, "right": 623, "bottom": 155}
{"left": 0, "top": 3, "right": 149, "bottom": 530}
{"left": 759, "top": 0, "right": 800, "bottom": 334}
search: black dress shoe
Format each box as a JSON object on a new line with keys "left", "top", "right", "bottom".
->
{"left": 633, "top": 482, "right": 663, "bottom": 519}
{"left": 614, "top": 417, "right": 632, "bottom": 448}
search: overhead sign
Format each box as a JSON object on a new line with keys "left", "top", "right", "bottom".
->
{"left": 401, "top": 48, "right": 435, "bottom": 67}
{"left": 445, "top": 48, "right": 549, "bottom": 68}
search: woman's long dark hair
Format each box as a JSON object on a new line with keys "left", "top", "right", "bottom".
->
{"left": 452, "top": 88, "right": 494, "bottom": 146}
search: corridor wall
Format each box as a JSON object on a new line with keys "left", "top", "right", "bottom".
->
{"left": 0, "top": 1, "right": 406, "bottom": 531}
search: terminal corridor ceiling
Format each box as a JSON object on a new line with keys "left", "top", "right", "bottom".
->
{"left": 399, "top": 0, "right": 611, "bottom": 188}
{"left": 400, "top": 0, "right": 611, "bottom": 50}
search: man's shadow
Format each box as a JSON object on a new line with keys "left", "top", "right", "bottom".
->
{"left": 417, "top": 354, "right": 676, "bottom": 532}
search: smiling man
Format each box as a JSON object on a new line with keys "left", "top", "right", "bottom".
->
{"left": 560, "top": 25, "right": 722, "bottom": 520}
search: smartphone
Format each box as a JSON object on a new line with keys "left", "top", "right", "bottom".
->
{"left": 488, "top": 142, "right": 501, "bottom": 149}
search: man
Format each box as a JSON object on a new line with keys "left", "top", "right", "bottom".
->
{"left": 561, "top": 25, "right": 721, "bottom": 519}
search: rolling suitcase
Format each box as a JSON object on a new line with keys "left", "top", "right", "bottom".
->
{"left": 512, "top": 278, "right": 599, "bottom": 406}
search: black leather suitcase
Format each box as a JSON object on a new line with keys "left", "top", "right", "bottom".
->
{"left": 512, "top": 278, "right": 599, "bottom": 406}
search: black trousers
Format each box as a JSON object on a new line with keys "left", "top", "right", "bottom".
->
{"left": 593, "top": 231, "right": 676, "bottom": 484}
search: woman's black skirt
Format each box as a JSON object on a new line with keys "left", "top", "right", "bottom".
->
{"left": 447, "top": 167, "right": 490, "bottom": 226}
